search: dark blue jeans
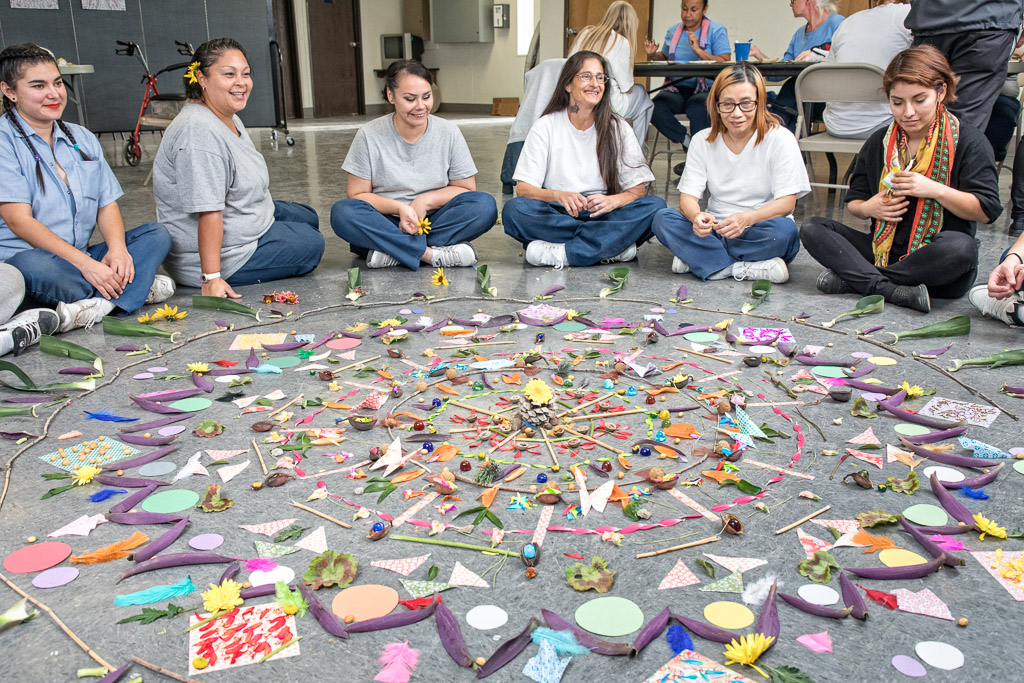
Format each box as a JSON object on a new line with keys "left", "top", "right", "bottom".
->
{"left": 330, "top": 191, "right": 497, "bottom": 271}
{"left": 7, "top": 221, "right": 170, "bottom": 313}
{"left": 652, "top": 210, "right": 800, "bottom": 280}
{"left": 227, "top": 201, "right": 325, "bottom": 286}
{"left": 502, "top": 195, "right": 665, "bottom": 266}
{"left": 651, "top": 87, "right": 710, "bottom": 144}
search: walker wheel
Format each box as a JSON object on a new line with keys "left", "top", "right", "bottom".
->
{"left": 124, "top": 140, "right": 141, "bottom": 166}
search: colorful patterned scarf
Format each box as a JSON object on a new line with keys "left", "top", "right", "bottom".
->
{"left": 872, "top": 105, "right": 958, "bottom": 268}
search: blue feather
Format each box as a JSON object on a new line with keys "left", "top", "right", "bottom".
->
{"left": 530, "top": 626, "right": 591, "bottom": 657}
{"left": 84, "top": 411, "right": 138, "bottom": 422}
{"left": 666, "top": 624, "right": 693, "bottom": 655}
{"left": 958, "top": 484, "right": 989, "bottom": 500}
{"left": 88, "top": 488, "right": 126, "bottom": 502}
{"left": 113, "top": 575, "right": 195, "bottom": 606}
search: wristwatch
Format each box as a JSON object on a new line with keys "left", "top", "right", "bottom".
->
{"left": 201, "top": 271, "right": 221, "bottom": 283}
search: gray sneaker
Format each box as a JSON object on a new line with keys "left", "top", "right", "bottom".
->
{"left": 56, "top": 299, "right": 109, "bottom": 332}
{"left": 599, "top": 244, "right": 637, "bottom": 264}
{"left": 145, "top": 275, "right": 176, "bottom": 304}
{"left": 366, "top": 250, "right": 400, "bottom": 269}
{"left": 431, "top": 243, "right": 478, "bottom": 268}
{"left": 671, "top": 256, "right": 691, "bottom": 274}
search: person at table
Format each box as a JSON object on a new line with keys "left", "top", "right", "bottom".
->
{"left": 502, "top": 52, "right": 665, "bottom": 268}
{"left": 749, "top": 0, "right": 844, "bottom": 131}
{"left": 822, "top": 0, "right": 911, "bottom": 139}
{"left": 643, "top": 0, "right": 731, "bottom": 151}
{"left": 651, "top": 63, "right": 808, "bottom": 283}
{"left": 570, "top": 1, "right": 654, "bottom": 149}
{"left": 0, "top": 43, "right": 172, "bottom": 331}
{"left": 801, "top": 46, "right": 1002, "bottom": 313}
{"left": 970, "top": 231, "right": 1024, "bottom": 326}
{"left": 154, "top": 38, "right": 324, "bottom": 298}
{"left": 331, "top": 60, "right": 496, "bottom": 270}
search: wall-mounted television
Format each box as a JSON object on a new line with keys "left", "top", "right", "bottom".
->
{"left": 381, "top": 33, "right": 425, "bottom": 69}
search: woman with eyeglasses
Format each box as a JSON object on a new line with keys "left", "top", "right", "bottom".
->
{"left": 802, "top": 46, "right": 1001, "bottom": 314}
{"left": 502, "top": 52, "right": 665, "bottom": 268}
{"left": 651, "top": 64, "right": 808, "bottom": 282}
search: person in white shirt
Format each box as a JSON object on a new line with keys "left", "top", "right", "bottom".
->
{"left": 570, "top": 1, "right": 653, "bottom": 149}
{"left": 652, "top": 63, "right": 809, "bottom": 282}
{"left": 823, "top": 0, "right": 913, "bottom": 139}
{"left": 503, "top": 52, "right": 666, "bottom": 268}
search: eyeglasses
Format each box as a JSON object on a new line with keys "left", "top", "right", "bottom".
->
{"left": 575, "top": 72, "right": 609, "bottom": 84}
{"left": 716, "top": 99, "right": 758, "bottom": 113}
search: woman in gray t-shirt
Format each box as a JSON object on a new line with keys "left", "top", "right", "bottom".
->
{"left": 330, "top": 60, "right": 497, "bottom": 271}
{"left": 153, "top": 38, "right": 324, "bottom": 299}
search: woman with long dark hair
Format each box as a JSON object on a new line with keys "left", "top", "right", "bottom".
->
{"left": 502, "top": 51, "right": 665, "bottom": 268}
{"left": 153, "top": 38, "right": 324, "bottom": 299}
{"left": 801, "top": 45, "right": 1001, "bottom": 313}
{"left": 0, "top": 43, "right": 172, "bottom": 332}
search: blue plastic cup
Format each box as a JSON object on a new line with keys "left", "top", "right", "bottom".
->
{"left": 735, "top": 42, "right": 751, "bottom": 61}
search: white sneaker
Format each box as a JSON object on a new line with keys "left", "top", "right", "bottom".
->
{"left": 366, "top": 250, "right": 400, "bottom": 269}
{"left": 145, "top": 275, "right": 175, "bottom": 304}
{"left": 525, "top": 241, "right": 568, "bottom": 269}
{"left": 56, "top": 298, "right": 114, "bottom": 333}
{"left": 431, "top": 243, "right": 477, "bottom": 268}
{"left": 733, "top": 257, "right": 789, "bottom": 283}
{"left": 969, "top": 285, "right": 1024, "bottom": 326}
{"left": 599, "top": 244, "right": 637, "bottom": 264}
{"left": 671, "top": 256, "right": 691, "bottom": 274}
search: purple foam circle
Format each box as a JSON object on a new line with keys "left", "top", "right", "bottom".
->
{"left": 861, "top": 392, "right": 889, "bottom": 402}
{"left": 32, "top": 566, "right": 79, "bottom": 589}
{"left": 891, "top": 655, "right": 927, "bottom": 677}
{"left": 132, "top": 373, "right": 154, "bottom": 380}
{"left": 189, "top": 534, "right": 224, "bottom": 551}
{"left": 147, "top": 366, "right": 168, "bottom": 373}
{"left": 412, "top": 309, "right": 424, "bottom": 314}
{"left": 158, "top": 425, "right": 187, "bottom": 437}
{"left": 399, "top": 309, "right": 412, "bottom": 314}
{"left": 851, "top": 351, "right": 873, "bottom": 359}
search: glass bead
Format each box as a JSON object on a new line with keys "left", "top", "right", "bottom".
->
{"left": 639, "top": 446, "right": 652, "bottom": 457}
{"left": 536, "top": 473, "right": 548, "bottom": 484}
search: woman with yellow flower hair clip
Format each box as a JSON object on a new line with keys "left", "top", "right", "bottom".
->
{"left": 153, "top": 38, "right": 324, "bottom": 298}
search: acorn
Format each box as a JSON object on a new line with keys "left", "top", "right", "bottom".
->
{"left": 445, "top": 367, "right": 457, "bottom": 380}
{"left": 415, "top": 381, "right": 428, "bottom": 393}
{"left": 614, "top": 361, "right": 628, "bottom": 373}
{"left": 716, "top": 400, "right": 732, "bottom": 414}
{"left": 515, "top": 357, "right": 526, "bottom": 368}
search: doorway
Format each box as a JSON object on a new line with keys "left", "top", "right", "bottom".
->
{"left": 306, "top": 0, "right": 364, "bottom": 117}
{"left": 565, "top": 0, "right": 652, "bottom": 82}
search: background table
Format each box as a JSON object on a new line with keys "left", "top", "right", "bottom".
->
{"left": 635, "top": 60, "right": 811, "bottom": 81}
{"left": 59, "top": 64, "right": 94, "bottom": 129}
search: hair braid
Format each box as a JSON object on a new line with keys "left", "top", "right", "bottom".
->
{"left": 5, "top": 109, "right": 46, "bottom": 191}
{"left": 55, "top": 120, "right": 91, "bottom": 161}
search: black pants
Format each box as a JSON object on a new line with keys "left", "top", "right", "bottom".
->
{"left": 913, "top": 30, "right": 1017, "bottom": 132}
{"left": 1012, "top": 135, "right": 1024, "bottom": 222}
{"left": 800, "top": 217, "right": 978, "bottom": 299}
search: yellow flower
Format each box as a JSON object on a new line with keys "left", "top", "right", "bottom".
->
{"left": 155, "top": 304, "right": 186, "bottom": 321}
{"left": 974, "top": 513, "right": 1007, "bottom": 540}
{"left": 202, "top": 579, "right": 243, "bottom": 614}
{"left": 70, "top": 465, "right": 102, "bottom": 486}
{"left": 723, "top": 633, "right": 775, "bottom": 679}
{"left": 185, "top": 61, "right": 201, "bottom": 85}
{"left": 431, "top": 267, "right": 449, "bottom": 287}
{"left": 900, "top": 381, "right": 925, "bottom": 398}
{"left": 187, "top": 362, "right": 209, "bottom": 374}
{"left": 378, "top": 318, "right": 403, "bottom": 328}
{"left": 565, "top": 309, "right": 579, "bottom": 320}
{"left": 524, "top": 378, "right": 554, "bottom": 406}
{"left": 417, "top": 217, "right": 432, "bottom": 235}
{"left": 137, "top": 312, "right": 153, "bottom": 324}
{"left": 715, "top": 318, "right": 733, "bottom": 330}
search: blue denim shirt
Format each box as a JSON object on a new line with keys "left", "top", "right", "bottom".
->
{"left": 0, "top": 108, "right": 122, "bottom": 262}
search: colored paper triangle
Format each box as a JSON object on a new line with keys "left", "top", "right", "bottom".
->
{"left": 371, "top": 554, "right": 430, "bottom": 576}
{"left": 734, "top": 406, "right": 767, "bottom": 438}
{"left": 797, "top": 527, "right": 833, "bottom": 559}
{"left": 893, "top": 588, "right": 954, "bottom": 621}
{"left": 703, "top": 553, "right": 767, "bottom": 573}
{"left": 239, "top": 518, "right": 298, "bottom": 537}
{"left": 254, "top": 540, "right": 301, "bottom": 558}
{"left": 810, "top": 519, "right": 861, "bottom": 535}
{"left": 848, "top": 448, "right": 883, "bottom": 469}
{"left": 448, "top": 561, "right": 488, "bottom": 588}
{"left": 292, "top": 526, "right": 328, "bottom": 553}
{"left": 847, "top": 428, "right": 880, "bottom": 446}
{"left": 699, "top": 570, "right": 744, "bottom": 593}
{"left": 217, "top": 460, "right": 250, "bottom": 483}
{"left": 658, "top": 558, "right": 700, "bottom": 589}
{"left": 400, "top": 579, "right": 452, "bottom": 599}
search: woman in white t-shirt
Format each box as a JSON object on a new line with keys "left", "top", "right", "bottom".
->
{"left": 503, "top": 52, "right": 665, "bottom": 268}
{"left": 569, "top": 1, "right": 653, "bottom": 148}
{"left": 652, "top": 64, "right": 809, "bottom": 282}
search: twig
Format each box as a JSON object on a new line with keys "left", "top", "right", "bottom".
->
{"left": 252, "top": 439, "right": 268, "bottom": 475}
{"left": 775, "top": 505, "right": 832, "bottom": 534}
{"left": 856, "top": 334, "right": 907, "bottom": 358}
{"left": 0, "top": 404, "right": 62, "bottom": 513}
{"left": 440, "top": 341, "right": 515, "bottom": 349}
{"left": 448, "top": 400, "right": 503, "bottom": 418}
{"left": 565, "top": 408, "right": 649, "bottom": 421}
{"left": 131, "top": 656, "right": 203, "bottom": 683}
{"left": 488, "top": 429, "right": 520, "bottom": 454}
{"left": 914, "top": 357, "right": 1020, "bottom": 421}
{"left": 390, "top": 534, "right": 519, "bottom": 556}
{"left": 635, "top": 535, "right": 718, "bottom": 558}
{"left": 674, "top": 347, "right": 734, "bottom": 364}
{"left": 569, "top": 391, "right": 617, "bottom": 414}
{"left": 763, "top": 370, "right": 797, "bottom": 399}
{"left": 561, "top": 427, "right": 626, "bottom": 455}
{"left": 795, "top": 407, "right": 827, "bottom": 441}
{"left": 267, "top": 393, "right": 303, "bottom": 419}
{"left": 680, "top": 303, "right": 781, "bottom": 321}
{"left": 290, "top": 501, "right": 352, "bottom": 528}
{"left": 793, "top": 318, "right": 850, "bottom": 335}
{"left": 332, "top": 355, "right": 382, "bottom": 374}
{"left": 539, "top": 427, "right": 560, "bottom": 469}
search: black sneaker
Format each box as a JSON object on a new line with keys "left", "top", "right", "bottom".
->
{"left": 3, "top": 309, "right": 58, "bottom": 356}
{"left": 815, "top": 269, "right": 855, "bottom": 294}
{"left": 673, "top": 161, "right": 686, "bottom": 176}
{"left": 888, "top": 284, "right": 931, "bottom": 313}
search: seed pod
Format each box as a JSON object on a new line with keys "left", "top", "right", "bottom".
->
{"left": 716, "top": 400, "right": 731, "bottom": 414}
{"left": 264, "top": 472, "right": 295, "bottom": 487}
{"left": 416, "top": 381, "right": 428, "bottom": 393}
{"left": 252, "top": 421, "right": 275, "bottom": 432}
{"left": 843, "top": 471, "right": 873, "bottom": 489}
{"left": 743, "top": 356, "right": 761, "bottom": 367}
{"left": 720, "top": 513, "right": 743, "bottom": 535}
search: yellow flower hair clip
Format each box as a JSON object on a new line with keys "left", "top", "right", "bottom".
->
{"left": 185, "top": 61, "right": 201, "bottom": 85}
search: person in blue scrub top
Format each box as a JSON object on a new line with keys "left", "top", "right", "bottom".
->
{"left": 644, "top": 0, "right": 731, "bottom": 154}
{"left": 0, "top": 44, "right": 173, "bottom": 333}
{"left": 749, "top": 0, "right": 844, "bottom": 131}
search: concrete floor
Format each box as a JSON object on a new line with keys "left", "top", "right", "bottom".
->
{"left": 1, "top": 115, "right": 1022, "bottom": 683}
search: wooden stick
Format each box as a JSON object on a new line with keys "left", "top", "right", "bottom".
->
{"left": 746, "top": 401, "right": 806, "bottom": 407}
{"left": 565, "top": 408, "right": 648, "bottom": 421}
{"left": 914, "top": 357, "right": 1019, "bottom": 421}
{"left": 441, "top": 341, "right": 515, "bottom": 349}
{"left": 775, "top": 504, "right": 831, "bottom": 535}
{"left": 569, "top": 391, "right": 617, "bottom": 414}
{"left": 267, "top": 393, "right": 303, "bottom": 419}
{"left": 565, "top": 338, "right": 617, "bottom": 344}
{"left": 488, "top": 429, "right": 520, "bottom": 454}
{"left": 856, "top": 334, "right": 908, "bottom": 358}
{"left": 636, "top": 535, "right": 718, "bottom": 559}
{"left": 291, "top": 501, "right": 352, "bottom": 529}
{"left": 251, "top": 439, "right": 268, "bottom": 475}
{"left": 131, "top": 656, "right": 203, "bottom": 683}
{"left": 448, "top": 400, "right": 502, "bottom": 418}
{"left": 540, "top": 427, "right": 560, "bottom": 469}
{"left": 334, "top": 355, "right": 382, "bottom": 374}
{"left": 561, "top": 427, "right": 626, "bottom": 455}
{"left": 674, "top": 347, "right": 734, "bottom": 364}
{"left": 0, "top": 571, "right": 114, "bottom": 670}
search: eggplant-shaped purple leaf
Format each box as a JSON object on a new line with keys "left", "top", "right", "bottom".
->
{"left": 843, "top": 364, "right": 876, "bottom": 378}
{"left": 132, "top": 516, "right": 190, "bottom": 563}
{"left": 897, "top": 436, "right": 999, "bottom": 469}
{"left": 940, "top": 462, "right": 1004, "bottom": 490}
{"left": 630, "top": 607, "right": 670, "bottom": 657}
{"left": 192, "top": 371, "right": 214, "bottom": 393}
{"left": 118, "top": 552, "right": 235, "bottom": 583}
{"left": 795, "top": 354, "right": 855, "bottom": 367}
{"left": 912, "top": 524, "right": 975, "bottom": 535}
{"left": 904, "top": 427, "right": 968, "bottom": 444}
{"left": 105, "top": 512, "right": 185, "bottom": 526}
{"left": 94, "top": 474, "right": 170, "bottom": 489}
{"left": 928, "top": 471, "right": 977, "bottom": 526}
{"left": 58, "top": 367, "right": 97, "bottom": 375}
{"left": 118, "top": 413, "right": 194, "bottom": 434}
{"left": 839, "top": 571, "right": 868, "bottom": 620}
{"left": 842, "top": 378, "right": 901, "bottom": 395}
{"left": 541, "top": 609, "right": 631, "bottom": 655}
{"left": 101, "top": 445, "right": 178, "bottom": 471}
{"left": 309, "top": 331, "right": 335, "bottom": 350}
{"left": 778, "top": 592, "right": 853, "bottom": 619}
{"left": 879, "top": 396, "right": 962, "bottom": 428}
{"left": 843, "top": 553, "right": 946, "bottom": 580}
{"left": 128, "top": 396, "right": 189, "bottom": 415}
{"left": 220, "top": 561, "right": 241, "bottom": 585}
{"left": 298, "top": 581, "right": 349, "bottom": 638}
{"left": 435, "top": 601, "right": 473, "bottom": 667}
{"left": 96, "top": 663, "right": 131, "bottom": 683}
{"left": 476, "top": 617, "right": 539, "bottom": 678}
{"left": 108, "top": 483, "right": 161, "bottom": 514}
{"left": 755, "top": 581, "right": 780, "bottom": 642}
{"left": 246, "top": 348, "right": 259, "bottom": 369}
{"left": 118, "top": 433, "right": 178, "bottom": 447}
{"left": 135, "top": 388, "right": 202, "bottom": 402}
{"left": 240, "top": 584, "right": 276, "bottom": 599}
{"left": 541, "top": 285, "right": 565, "bottom": 297}
{"left": 261, "top": 342, "right": 309, "bottom": 352}
{"left": 668, "top": 613, "right": 736, "bottom": 644}
{"left": 899, "top": 517, "right": 965, "bottom": 567}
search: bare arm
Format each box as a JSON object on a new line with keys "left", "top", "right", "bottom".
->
{"left": 890, "top": 171, "right": 990, "bottom": 223}
{"left": 411, "top": 176, "right": 474, "bottom": 215}
{"left": 197, "top": 210, "right": 240, "bottom": 299}
{"left": 714, "top": 195, "right": 798, "bottom": 239}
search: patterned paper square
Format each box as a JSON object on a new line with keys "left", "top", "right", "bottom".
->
{"left": 188, "top": 604, "right": 299, "bottom": 674}
{"left": 229, "top": 333, "right": 286, "bottom": 350}
{"left": 972, "top": 550, "right": 1024, "bottom": 601}
{"left": 39, "top": 438, "right": 139, "bottom": 472}
{"left": 920, "top": 397, "right": 1000, "bottom": 428}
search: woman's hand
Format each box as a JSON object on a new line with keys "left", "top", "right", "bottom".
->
{"left": 860, "top": 191, "right": 909, "bottom": 223}
{"left": 201, "top": 277, "right": 241, "bottom": 299}
{"left": 101, "top": 247, "right": 135, "bottom": 288}
{"left": 644, "top": 40, "right": 660, "bottom": 57}
{"left": 78, "top": 258, "right": 124, "bottom": 299}
{"left": 586, "top": 194, "right": 621, "bottom": 218}
{"left": 714, "top": 211, "right": 754, "bottom": 239}
{"left": 988, "top": 258, "right": 1024, "bottom": 300}
{"left": 692, "top": 212, "right": 716, "bottom": 238}
{"left": 397, "top": 203, "right": 420, "bottom": 235}
{"left": 687, "top": 32, "right": 702, "bottom": 53}
{"left": 794, "top": 49, "right": 816, "bottom": 62}
{"left": 890, "top": 171, "right": 944, "bottom": 200}
{"left": 749, "top": 44, "right": 766, "bottom": 60}
{"left": 554, "top": 191, "right": 588, "bottom": 218}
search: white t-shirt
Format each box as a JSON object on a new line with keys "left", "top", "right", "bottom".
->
{"left": 823, "top": 4, "right": 912, "bottom": 138}
{"left": 514, "top": 110, "right": 654, "bottom": 195}
{"left": 678, "top": 126, "right": 810, "bottom": 219}
{"left": 570, "top": 28, "right": 633, "bottom": 115}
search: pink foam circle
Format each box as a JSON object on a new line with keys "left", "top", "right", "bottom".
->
{"left": 3, "top": 542, "right": 72, "bottom": 574}
{"left": 132, "top": 372, "right": 154, "bottom": 380}
{"left": 147, "top": 366, "right": 168, "bottom": 373}
{"left": 158, "top": 425, "right": 187, "bottom": 437}
{"left": 851, "top": 351, "right": 873, "bottom": 359}
{"left": 861, "top": 392, "right": 889, "bottom": 402}
{"left": 325, "top": 337, "right": 361, "bottom": 350}
{"left": 891, "top": 655, "right": 926, "bottom": 677}
{"left": 32, "top": 566, "right": 79, "bottom": 589}
{"left": 189, "top": 534, "right": 224, "bottom": 551}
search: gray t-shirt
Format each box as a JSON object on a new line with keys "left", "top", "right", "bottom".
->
{"left": 153, "top": 103, "right": 275, "bottom": 286}
{"left": 342, "top": 114, "right": 477, "bottom": 203}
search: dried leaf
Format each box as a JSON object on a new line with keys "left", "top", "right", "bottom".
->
{"left": 695, "top": 557, "right": 716, "bottom": 579}
{"left": 565, "top": 557, "right": 616, "bottom": 593}
{"left": 885, "top": 470, "right": 920, "bottom": 495}
{"left": 850, "top": 398, "right": 877, "bottom": 419}
{"left": 797, "top": 550, "right": 839, "bottom": 584}
{"left": 303, "top": 550, "right": 358, "bottom": 590}
{"left": 390, "top": 470, "right": 425, "bottom": 485}
{"left": 856, "top": 510, "right": 900, "bottom": 528}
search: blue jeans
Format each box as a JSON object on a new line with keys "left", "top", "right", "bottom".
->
{"left": 7, "top": 222, "right": 171, "bottom": 313}
{"left": 652, "top": 210, "right": 800, "bottom": 280}
{"left": 330, "top": 191, "right": 497, "bottom": 271}
{"left": 651, "top": 87, "right": 710, "bottom": 144}
{"left": 502, "top": 196, "right": 666, "bottom": 266}
{"left": 227, "top": 201, "right": 325, "bottom": 286}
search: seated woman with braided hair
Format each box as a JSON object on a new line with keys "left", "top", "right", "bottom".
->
{"left": 0, "top": 43, "right": 173, "bottom": 331}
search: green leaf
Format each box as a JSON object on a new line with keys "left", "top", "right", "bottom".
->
{"left": 345, "top": 267, "right": 364, "bottom": 301}
{"left": 476, "top": 264, "right": 497, "bottom": 297}
{"left": 797, "top": 550, "right": 839, "bottom": 584}
{"left": 273, "top": 524, "right": 310, "bottom": 543}
{"left": 850, "top": 397, "right": 877, "bottom": 419}
{"left": 722, "top": 479, "right": 762, "bottom": 495}
{"left": 565, "top": 556, "right": 616, "bottom": 593}
{"left": 41, "top": 473, "right": 71, "bottom": 481}
{"left": 767, "top": 665, "right": 818, "bottom": 683}
{"left": 115, "top": 603, "right": 185, "bottom": 625}
{"left": 825, "top": 526, "right": 842, "bottom": 540}
{"left": 376, "top": 485, "right": 397, "bottom": 503}
{"left": 41, "top": 483, "right": 76, "bottom": 500}
{"left": 274, "top": 581, "right": 308, "bottom": 617}
{"left": 484, "top": 510, "right": 504, "bottom": 529}
{"left": 695, "top": 557, "right": 716, "bottom": 579}
{"left": 856, "top": 509, "right": 901, "bottom": 527}
{"left": 102, "top": 316, "right": 178, "bottom": 340}
{"left": 197, "top": 484, "right": 233, "bottom": 512}
{"left": 427, "top": 565, "right": 438, "bottom": 581}
{"left": 949, "top": 348, "right": 1024, "bottom": 372}
{"left": 893, "top": 315, "right": 970, "bottom": 343}
{"left": 228, "top": 376, "right": 253, "bottom": 387}
{"left": 821, "top": 294, "right": 884, "bottom": 328}
{"left": 599, "top": 266, "right": 629, "bottom": 298}
{"left": 623, "top": 498, "right": 643, "bottom": 521}
{"left": 886, "top": 471, "right": 920, "bottom": 495}
{"left": 740, "top": 279, "right": 771, "bottom": 314}
{"left": 303, "top": 550, "right": 358, "bottom": 590}
{"left": 192, "top": 295, "right": 261, "bottom": 320}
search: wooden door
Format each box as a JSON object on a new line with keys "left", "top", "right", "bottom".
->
{"left": 565, "top": 0, "right": 651, "bottom": 76}
{"left": 306, "top": 0, "right": 363, "bottom": 117}
{"left": 272, "top": 0, "right": 301, "bottom": 120}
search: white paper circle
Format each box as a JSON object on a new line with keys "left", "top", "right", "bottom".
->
{"left": 469, "top": 359, "right": 515, "bottom": 371}
{"left": 797, "top": 583, "right": 840, "bottom": 606}
{"left": 749, "top": 345, "right": 777, "bottom": 354}
{"left": 915, "top": 641, "right": 964, "bottom": 670}
{"left": 248, "top": 566, "right": 295, "bottom": 587}
{"left": 465, "top": 604, "right": 509, "bottom": 631}
{"left": 923, "top": 466, "right": 965, "bottom": 484}
{"left": 215, "top": 375, "right": 241, "bottom": 383}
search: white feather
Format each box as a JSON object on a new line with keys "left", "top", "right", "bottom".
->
{"left": 741, "top": 574, "right": 781, "bottom": 606}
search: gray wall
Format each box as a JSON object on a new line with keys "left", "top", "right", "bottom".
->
{"left": 0, "top": 0, "right": 275, "bottom": 133}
